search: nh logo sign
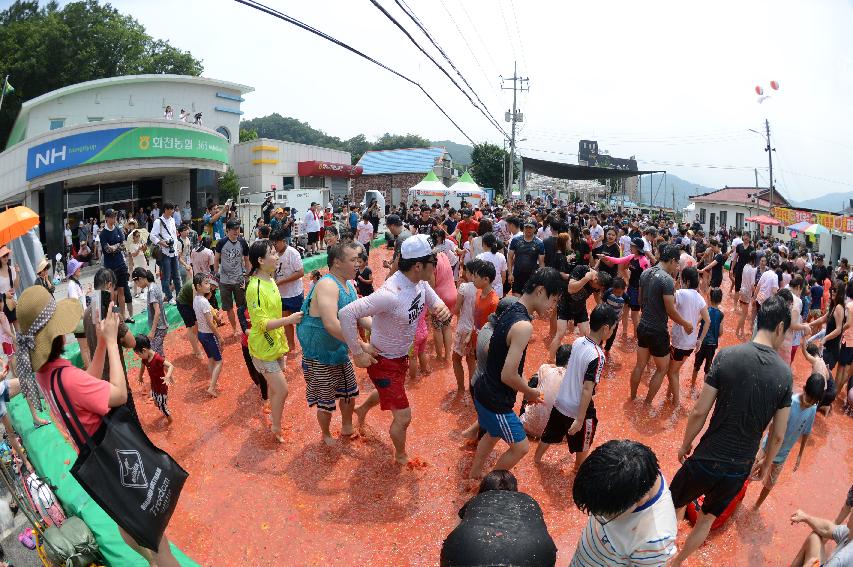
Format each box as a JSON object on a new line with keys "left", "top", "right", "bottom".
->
{"left": 34, "top": 145, "right": 67, "bottom": 169}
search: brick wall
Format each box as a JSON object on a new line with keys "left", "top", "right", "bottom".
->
{"left": 351, "top": 173, "right": 426, "bottom": 205}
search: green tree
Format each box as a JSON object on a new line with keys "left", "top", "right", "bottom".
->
{"left": 239, "top": 128, "right": 258, "bottom": 142}
{"left": 218, "top": 168, "right": 239, "bottom": 203}
{"left": 470, "top": 142, "right": 516, "bottom": 196}
{"left": 0, "top": 0, "right": 203, "bottom": 147}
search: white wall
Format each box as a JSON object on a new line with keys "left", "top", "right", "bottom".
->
{"left": 22, "top": 77, "right": 245, "bottom": 146}
{"left": 690, "top": 201, "right": 791, "bottom": 240}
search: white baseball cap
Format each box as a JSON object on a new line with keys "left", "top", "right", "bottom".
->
{"left": 401, "top": 234, "right": 433, "bottom": 260}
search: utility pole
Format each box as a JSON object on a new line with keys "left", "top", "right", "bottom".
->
{"left": 764, "top": 119, "right": 775, "bottom": 212}
{"left": 501, "top": 61, "right": 529, "bottom": 198}
{"left": 754, "top": 168, "right": 759, "bottom": 189}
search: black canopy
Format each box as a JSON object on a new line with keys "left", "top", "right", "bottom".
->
{"left": 520, "top": 156, "right": 664, "bottom": 180}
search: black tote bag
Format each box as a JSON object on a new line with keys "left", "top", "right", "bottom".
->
{"left": 50, "top": 368, "right": 188, "bottom": 551}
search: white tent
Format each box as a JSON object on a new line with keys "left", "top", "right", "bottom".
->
{"left": 408, "top": 171, "right": 448, "bottom": 204}
{"left": 446, "top": 171, "right": 486, "bottom": 208}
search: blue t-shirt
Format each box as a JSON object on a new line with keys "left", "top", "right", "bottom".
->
{"left": 203, "top": 212, "right": 225, "bottom": 240}
{"left": 98, "top": 225, "right": 126, "bottom": 270}
{"left": 602, "top": 289, "right": 625, "bottom": 316}
{"left": 801, "top": 294, "right": 811, "bottom": 319}
{"left": 810, "top": 284, "right": 823, "bottom": 308}
{"left": 699, "top": 306, "right": 724, "bottom": 346}
{"left": 761, "top": 393, "right": 816, "bottom": 463}
{"left": 348, "top": 212, "right": 359, "bottom": 230}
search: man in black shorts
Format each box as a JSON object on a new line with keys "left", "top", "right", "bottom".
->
{"left": 99, "top": 209, "right": 133, "bottom": 323}
{"left": 668, "top": 296, "right": 793, "bottom": 567}
{"left": 547, "top": 265, "right": 612, "bottom": 362}
{"left": 630, "top": 244, "right": 693, "bottom": 404}
{"left": 700, "top": 238, "right": 725, "bottom": 289}
{"left": 732, "top": 232, "right": 753, "bottom": 293}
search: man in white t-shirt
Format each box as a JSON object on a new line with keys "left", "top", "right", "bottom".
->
{"left": 340, "top": 234, "right": 451, "bottom": 465}
{"left": 569, "top": 440, "right": 677, "bottom": 566}
{"left": 304, "top": 203, "right": 322, "bottom": 256}
{"left": 355, "top": 214, "right": 374, "bottom": 251}
{"left": 589, "top": 217, "right": 604, "bottom": 248}
{"left": 272, "top": 230, "right": 305, "bottom": 351}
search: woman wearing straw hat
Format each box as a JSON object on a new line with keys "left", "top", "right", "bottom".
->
{"left": 34, "top": 257, "right": 55, "bottom": 296}
{"left": 17, "top": 285, "right": 182, "bottom": 566}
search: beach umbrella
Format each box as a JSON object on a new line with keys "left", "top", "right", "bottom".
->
{"left": 744, "top": 214, "right": 781, "bottom": 226}
{"left": 786, "top": 221, "right": 811, "bottom": 232}
{"left": 804, "top": 224, "right": 829, "bottom": 236}
{"left": 0, "top": 206, "right": 39, "bottom": 246}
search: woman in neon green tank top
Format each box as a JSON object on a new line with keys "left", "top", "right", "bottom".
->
{"left": 247, "top": 240, "right": 303, "bottom": 443}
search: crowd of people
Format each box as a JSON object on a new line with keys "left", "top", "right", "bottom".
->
{"left": 3, "top": 193, "right": 853, "bottom": 565}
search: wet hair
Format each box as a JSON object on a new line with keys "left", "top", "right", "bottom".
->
{"left": 660, "top": 244, "right": 680, "bottom": 263}
{"left": 522, "top": 267, "right": 564, "bottom": 297}
{"left": 482, "top": 232, "right": 500, "bottom": 253}
{"left": 310, "top": 269, "right": 322, "bottom": 281}
{"left": 589, "top": 304, "right": 618, "bottom": 333}
{"left": 478, "top": 470, "right": 518, "bottom": 494}
{"left": 555, "top": 344, "right": 572, "bottom": 367}
{"left": 248, "top": 239, "right": 276, "bottom": 275}
{"left": 192, "top": 273, "right": 208, "bottom": 288}
{"left": 257, "top": 225, "right": 271, "bottom": 239}
{"left": 196, "top": 234, "right": 212, "bottom": 252}
{"left": 805, "top": 342, "right": 820, "bottom": 357}
{"left": 269, "top": 228, "right": 285, "bottom": 242}
{"left": 681, "top": 266, "right": 699, "bottom": 290}
{"left": 327, "top": 241, "right": 360, "bottom": 268}
{"left": 611, "top": 276, "right": 626, "bottom": 290}
{"left": 93, "top": 267, "right": 116, "bottom": 290}
{"left": 756, "top": 295, "right": 791, "bottom": 333}
{"left": 790, "top": 275, "right": 804, "bottom": 290}
{"left": 709, "top": 288, "right": 723, "bottom": 305}
{"left": 133, "top": 335, "right": 151, "bottom": 353}
{"left": 595, "top": 271, "right": 613, "bottom": 291}
{"left": 226, "top": 219, "right": 241, "bottom": 231}
{"left": 573, "top": 440, "right": 659, "bottom": 517}
{"left": 777, "top": 287, "right": 793, "bottom": 307}
{"left": 803, "top": 373, "right": 826, "bottom": 404}
{"left": 131, "top": 267, "right": 155, "bottom": 282}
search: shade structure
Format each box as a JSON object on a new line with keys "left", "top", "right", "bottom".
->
{"left": 745, "top": 215, "right": 781, "bottom": 226}
{"left": 804, "top": 224, "right": 830, "bottom": 235}
{"left": 0, "top": 206, "right": 40, "bottom": 246}
{"left": 786, "top": 221, "right": 812, "bottom": 232}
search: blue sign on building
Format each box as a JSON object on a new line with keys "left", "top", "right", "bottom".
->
{"left": 26, "top": 128, "right": 131, "bottom": 181}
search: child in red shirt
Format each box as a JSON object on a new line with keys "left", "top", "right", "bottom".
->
{"left": 134, "top": 335, "right": 175, "bottom": 423}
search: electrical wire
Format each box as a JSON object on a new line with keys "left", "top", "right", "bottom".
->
{"left": 508, "top": 0, "right": 528, "bottom": 72}
{"left": 497, "top": 0, "right": 518, "bottom": 64}
{"left": 231, "top": 0, "right": 476, "bottom": 144}
{"left": 457, "top": 1, "right": 501, "bottom": 77}
{"left": 436, "top": 0, "right": 498, "bottom": 99}
{"left": 390, "top": 0, "right": 508, "bottom": 138}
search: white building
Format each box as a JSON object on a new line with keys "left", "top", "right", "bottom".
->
{"left": 232, "top": 138, "right": 358, "bottom": 206}
{"left": 0, "top": 74, "right": 253, "bottom": 261}
{"left": 689, "top": 187, "right": 792, "bottom": 241}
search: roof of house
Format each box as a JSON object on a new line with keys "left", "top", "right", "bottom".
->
{"left": 691, "top": 186, "right": 791, "bottom": 208}
{"left": 357, "top": 147, "right": 448, "bottom": 175}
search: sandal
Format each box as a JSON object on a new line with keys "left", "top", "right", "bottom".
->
{"left": 17, "top": 528, "right": 35, "bottom": 550}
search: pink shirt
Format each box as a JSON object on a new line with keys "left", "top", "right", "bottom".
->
{"left": 433, "top": 252, "right": 457, "bottom": 310}
{"left": 36, "top": 359, "right": 110, "bottom": 445}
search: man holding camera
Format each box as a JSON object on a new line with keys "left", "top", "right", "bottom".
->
{"left": 150, "top": 202, "right": 182, "bottom": 304}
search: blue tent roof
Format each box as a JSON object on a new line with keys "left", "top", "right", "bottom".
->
{"left": 357, "top": 147, "right": 447, "bottom": 175}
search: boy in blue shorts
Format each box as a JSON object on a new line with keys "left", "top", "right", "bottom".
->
{"left": 468, "top": 267, "right": 564, "bottom": 481}
{"left": 691, "top": 287, "right": 724, "bottom": 391}
{"left": 751, "top": 373, "right": 825, "bottom": 509}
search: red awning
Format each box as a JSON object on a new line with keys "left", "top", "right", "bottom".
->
{"left": 745, "top": 215, "right": 781, "bottom": 226}
{"left": 297, "top": 161, "right": 362, "bottom": 178}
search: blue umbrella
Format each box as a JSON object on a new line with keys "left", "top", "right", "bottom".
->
{"left": 786, "top": 221, "right": 811, "bottom": 232}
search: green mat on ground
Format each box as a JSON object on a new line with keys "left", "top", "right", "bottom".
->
{"left": 11, "top": 235, "right": 390, "bottom": 564}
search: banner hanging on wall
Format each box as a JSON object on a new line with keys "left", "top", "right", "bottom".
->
{"left": 26, "top": 126, "right": 229, "bottom": 181}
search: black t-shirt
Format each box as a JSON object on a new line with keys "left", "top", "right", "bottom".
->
{"left": 509, "top": 237, "right": 544, "bottom": 276}
{"left": 566, "top": 264, "right": 595, "bottom": 309}
{"left": 413, "top": 218, "right": 437, "bottom": 235}
{"left": 444, "top": 491, "right": 556, "bottom": 567}
{"left": 693, "top": 342, "right": 793, "bottom": 466}
{"left": 734, "top": 244, "right": 754, "bottom": 272}
{"left": 576, "top": 240, "right": 591, "bottom": 266}
{"left": 710, "top": 253, "right": 724, "bottom": 283}
{"left": 597, "top": 242, "right": 621, "bottom": 277}
{"left": 543, "top": 236, "right": 557, "bottom": 269}
{"left": 627, "top": 256, "right": 644, "bottom": 288}
{"left": 811, "top": 264, "right": 829, "bottom": 283}
{"left": 355, "top": 266, "right": 373, "bottom": 296}
{"left": 638, "top": 264, "right": 675, "bottom": 334}
{"left": 474, "top": 302, "right": 532, "bottom": 413}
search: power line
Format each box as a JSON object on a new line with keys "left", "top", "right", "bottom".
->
{"left": 388, "top": 0, "right": 508, "bottom": 138}
{"left": 497, "top": 0, "right": 518, "bottom": 63}
{"left": 232, "top": 0, "right": 475, "bottom": 144}
{"left": 457, "top": 1, "right": 501, "bottom": 77}
{"left": 436, "top": 0, "right": 497, "bottom": 96}
{"left": 508, "top": 0, "right": 528, "bottom": 72}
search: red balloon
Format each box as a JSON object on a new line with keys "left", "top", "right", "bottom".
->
{"left": 770, "top": 80, "right": 780, "bottom": 90}
{"left": 791, "top": 230, "right": 798, "bottom": 238}
{"left": 755, "top": 85, "right": 764, "bottom": 95}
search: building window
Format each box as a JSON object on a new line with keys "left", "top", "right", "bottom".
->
{"left": 777, "top": 225, "right": 784, "bottom": 234}
{"left": 699, "top": 208, "right": 706, "bottom": 223}
{"left": 215, "top": 126, "right": 231, "bottom": 142}
{"left": 88, "top": 117, "right": 103, "bottom": 122}
{"left": 300, "top": 176, "right": 326, "bottom": 189}
{"left": 736, "top": 212, "right": 744, "bottom": 229}
{"left": 282, "top": 176, "right": 295, "bottom": 190}
{"left": 719, "top": 211, "right": 727, "bottom": 230}
{"left": 49, "top": 118, "right": 65, "bottom": 130}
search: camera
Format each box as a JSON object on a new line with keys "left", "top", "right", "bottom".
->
{"left": 165, "top": 238, "right": 175, "bottom": 255}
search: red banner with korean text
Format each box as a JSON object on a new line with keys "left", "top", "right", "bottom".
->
{"left": 773, "top": 207, "right": 853, "bottom": 233}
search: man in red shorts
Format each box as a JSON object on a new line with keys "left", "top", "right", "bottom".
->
{"left": 340, "top": 234, "right": 451, "bottom": 465}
